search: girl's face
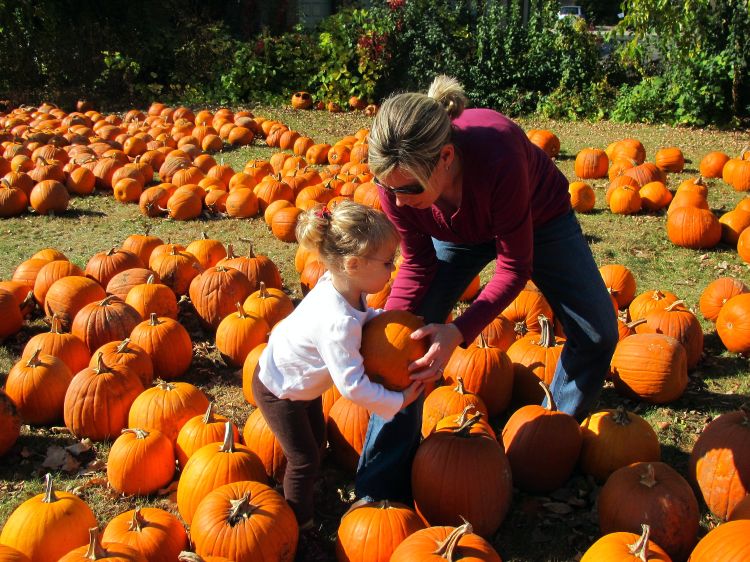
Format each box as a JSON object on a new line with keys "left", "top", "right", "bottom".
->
{"left": 349, "top": 239, "right": 399, "bottom": 296}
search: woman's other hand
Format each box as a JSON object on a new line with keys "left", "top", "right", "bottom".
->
{"left": 407, "top": 323, "right": 463, "bottom": 382}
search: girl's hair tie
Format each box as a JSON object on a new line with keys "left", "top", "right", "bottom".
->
{"left": 315, "top": 205, "right": 332, "bottom": 220}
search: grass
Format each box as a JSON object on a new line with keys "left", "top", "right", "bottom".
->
{"left": 1, "top": 104, "right": 749, "bottom": 561}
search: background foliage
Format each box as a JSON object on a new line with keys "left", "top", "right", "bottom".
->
{"left": 0, "top": 0, "right": 747, "bottom": 125}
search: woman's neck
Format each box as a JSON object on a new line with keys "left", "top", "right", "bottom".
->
{"left": 439, "top": 151, "right": 463, "bottom": 208}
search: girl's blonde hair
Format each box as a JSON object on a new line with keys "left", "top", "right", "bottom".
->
{"left": 368, "top": 75, "right": 468, "bottom": 186}
{"left": 295, "top": 200, "right": 399, "bottom": 271}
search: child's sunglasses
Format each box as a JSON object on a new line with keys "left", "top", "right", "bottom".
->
{"left": 373, "top": 176, "right": 425, "bottom": 195}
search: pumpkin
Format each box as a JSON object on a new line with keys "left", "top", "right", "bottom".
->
{"left": 29, "top": 179, "right": 69, "bottom": 214}
{"left": 0, "top": 545, "right": 30, "bottom": 562}
{"left": 667, "top": 206, "right": 722, "bottom": 249}
{"left": 0, "top": 288, "right": 23, "bottom": 340}
{"left": 177, "top": 403, "right": 240, "bottom": 469}
{"left": 599, "top": 264, "right": 637, "bottom": 309}
{"left": 723, "top": 152, "right": 750, "bottom": 191}
{"left": 609, "top": 185, "right": 642, "bottom": 215}
{"left": 0, "top": 390, "right": 21, "bottom": 456}
{"left": 218, "top": 243, "right": 283, "bottom": 291}
{"left": 502, "top": 283, "right": 553, "bottom": 337}
{"left": 719, "top": 209, "right": 750, "bottom": 245}
{"left": 166, "top": 188, "right": 203, "bottom": 220}
{"left": 689, "top": 405, "right": 750, "bottom": 520}
{"left": 190, "top": 480, "right": 298, "bottom": 562}
{"left": 85, "top": 247, "right": 144, "bottom": 288}
{"left": 579, "top": 405, "right": 661, "bottom": 482}
{"left": 728, "top": 494, "right": 750, "bottom": 521}
{"left": 421, "top": 377, "right": 488, "bottom": 438}
{"left": 700, "top": 277, "right": 749, "bottom": 323}
{"left": 580, "top": 525, "right": 672, "bottom": 562}
{"left": 412, "top": 413, "right": 513, "bottom": 538}
{"left": 568, "top": 181, "right": 596, "bottom": 213}
{"left": 0, "top": 473, "right": 97, "bottom": 562}
{"left": 475, "top": 314, "right": 516, "bottom": 351}
{"left": 241, "top": 343, "right": 266, "bottom": 406}
{"left": 44, "top": 275, "right": 107, "bottom": 330}
{"left": 389, "top": 521, "right": 501, "bottom": 562}
{"left": 443, "top": 333, "right": 513, "bottom": 417}
{"left": 22, "top": 314, "right": 91, "bottom": 375}
{"left": 225, "top": 188, "right": 259, "bottom": 218}
{"left": 185, "top": 234, "right": 227, "bottom": 270}
{"left": 740, "top": 226, "right": 750, "bottom": 265}
{"left": 360, "top": 310, "right": 428, "bottom": 391}
{"left": 655, "top": 146, "right": 685, "bottom": 173}
{"left": 610, "top": 139, "right": 646, "bottom": 164}
{"left": 176, "top": 423, "right": 267, "bottom": 525}
{"left": 598, "top": 462, "right": 699, "bottom": 561}
{"left": 715, "top": 293, "right": 750, "bottom": 354}
{"left": 125, "top": 275, "right": 178, "bottom": 320}
{"left": 699, "top": 151, "right": 730, "bottom": 178}
{"left": 291, "top": 91, "right": 313, "bottom": 110}
{"left": 189, "top": 266, "right": 252, "bottom": 330}
{"left": 30, "top": 260, "right": 80, "bottom": 307}
{"left": 501, "top": 382, "right": 582, "bottom": 492}
{"left": 640, "top": 180, "right": 673, "bottom": 211}
{"left": 71, "top": 295, "right": 143, "bottom": 352}
{"left": 102, "top": 508, "right": 188, "bottom": 562}
{"left": 242, "top": 282, "right": 294, "bottom": 328}
{"left": 271, "top": 206, "right": 303, "bottom": 242}
{"left": 242, "top": 407, "right": 287, "bottom": 483}
{"left": 300, "top": 259, "right": 328, "bottom": 295}
{"left": 215, "top": 303, "right": 270, "bottom": 367}
{"left": 527, "top": 129, "right": 560, "bottom": 158}
{"left": 90, "top": 338, "right": 153, "bottom": 388}
{"left": 58, "top": 527, "right": 146, "bottom": 562}
{"left": 624, "top": 162, "right": 666, "bottom": 187}
{"left": 128, "top": 380, "right": 209, "bottom": 443}
{"left": 5, "top": 348, "right": 74, "bottom": 425}
{"left": 138, "top": 186, "right": 169, "bottom": 217}
{"left": 328, "top": 397, "right": 371, "bottom": 473}
{"left": 106, "top": 268, "right": 159, "bottom": 300}
{"left": 575, "top": 148, "right": 609, "bottom": 179}
{"left": 687, "top": 519, "right": 750, "bottom": 561}
{"left": 129, "top": 314, "right": 193, "bottom": 380}
{"left": 629, "top": 289, "right": 680, "bottom": 323}
{"left": 335, "top": 500, "right": 425, "bottom": 562}
{"left": 63, "top": 353, "right": 145, "bottom": 441}
{"left": 107, "top": 428, "right": 175, "bottom": 495}
{"left": 610, "top": 333, "right": 688, "bottom": 403}
{"left": 12, "top": 257, "right": 50, "bottom": 289}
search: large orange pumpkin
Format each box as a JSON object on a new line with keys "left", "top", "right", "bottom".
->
{"left": 102, "top": 507, "right": 188, "bottom": 562}
{"left": 390, "top": 522, "right": 501, "bottom": 562}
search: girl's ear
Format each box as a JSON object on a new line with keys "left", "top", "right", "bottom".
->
{"left": 342, "top": 255, "right": 363, "bottom": 274}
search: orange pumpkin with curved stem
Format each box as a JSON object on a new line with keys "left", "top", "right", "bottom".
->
{"left": 598, "top": 462, "right": 699, "bottom": 561}
{"left": 129, "top": 314, "right": 192, "bottom": 380}
{"left": 242, "top": 282, "right": 294, "bottom": 329}
{"left": 177, "top": 423, "right": 267, "bottom": 525}
{"left": 6, "top": 349, "right": 73, "bottom": 425}
{"left": 71, "top": 295, "right": 143, "bottom": 353}
{"left": 176, "top": 403, "right": 240, "bottom": 468}
{"left": 125, "top": 275, "right": 178, "bottom": 320}
{"left": 421, "top": 377, "right": 488, "bottom": 438}
{"left": 185, "top": 233, "right": 227, "bottom": 270}
{"left": 628, "top": 289, "right": 679, "bottom": 322}
{"left": 502, "top": 382, "right": 582, "bottom": 492}
{"left": 0, "top": 474, "right": 97, "bottom": 562}
{"left": 580, "top": 525, "right": 672, "bottom": 562}
{"left": 475, "top": 314, "right": 516, "bottom": 351}
{"left": 149, "top": 246, "right": 201, "bottom": 296}
{"left": 502, "top": 283, "right": 553, "bottom": 337}
{"left": 443, "top": 335, "right": 513, "bottom": 417}
{"left": 632, "top": 299, "right": 703, "bottom": 368}
{"left": 102, "top": 508, "right": 188, "bottom": 562}
{"left": 90, "top": 338, "right": 153, "bottom": 388}
{"left": 579, "top": 405, "right": 661, "bottom": 483}
{"left": 107, "top": 428, "right": 175, "bottom": 495}
{"left": 128, "top": 380, "right": 209, "bottom": 443}
{"left": 215, "top": 303, "right": 270, "bottom": 367}
{"left": 22, "top": 314, "right": 90, "bottom": 374}
{"left": 59, "top": 527, "right": 146, "bottom": 562}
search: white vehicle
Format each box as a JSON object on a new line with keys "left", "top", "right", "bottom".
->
{"left": 558, "top": 5, "right": 585, "bottom": 19}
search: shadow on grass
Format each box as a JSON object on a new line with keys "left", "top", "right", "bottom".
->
{"left": 53, "top": 208, "right": 108, "bottom": 218}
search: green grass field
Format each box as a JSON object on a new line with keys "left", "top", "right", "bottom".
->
{"left": 0, "top": 105, "right": 748, "bottom": 562}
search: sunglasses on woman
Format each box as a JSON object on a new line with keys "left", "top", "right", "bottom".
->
{"left": 373, "top": 176, "right": 425, "bottom": 195}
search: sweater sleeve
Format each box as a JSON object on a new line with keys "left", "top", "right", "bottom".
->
{"left": 452, "top": 155, "right": 534, "bottom": 344}
{"left": 317, "top": 315, "right": 404, "bottom": 420}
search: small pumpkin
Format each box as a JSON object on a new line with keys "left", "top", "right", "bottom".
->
{"left": 107, "top": 428, "right": 175, "bottom": 495}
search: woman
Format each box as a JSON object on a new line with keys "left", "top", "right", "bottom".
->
{"left": 355, "top": 75, "right": 618, "bottom": 503}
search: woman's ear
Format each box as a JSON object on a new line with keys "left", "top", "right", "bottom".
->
{"left": 440, "top": 144, "right": 456, "bottom": 170}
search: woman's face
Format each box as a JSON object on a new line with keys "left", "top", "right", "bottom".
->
{"left": 377, "top": 144, "right": 456, "bottom": 209}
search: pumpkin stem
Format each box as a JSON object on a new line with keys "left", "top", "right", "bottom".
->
{"left": 98, "top": 294, "right": 117, "bottom": 306}
{"left": 514, "top": 320, "right": 528, "bottom": 338}
{"left": 156, "top": 380, "right": 175, "bottom": 391}
{"left": 537, "top": 315, "right": 556, "bottom": 348}
{"left": 626, "top": 318, "right": 647, "bottom": 330}
{"left": 627, "top": 524, "right": 652, "bottom": 562}
{"left": 453, "top": 377, "right": 468, "bottom": 395}
{"left": 454, "top": 411, "right": 483, "bottom": 437}
{"left": 225, "top": 243, "right": 236, "bottom": 259}
{"left": 202, "top": 402, "right": 215, "bottom": 424}
{"left": 227, "top": 492, "right": 260, "bottom": 526}
{"left": 21, "top": 290, "right": 35, "bottom": 311}
{"left": 106, "top": 247, "right": 117, "bottom": 256}
{"left": 613, "top": 405, "right": 631, "bottom": 426}
{"left": 170, "top": 245, "right": 178, "bottom": 256}
{"left": 178, "top": 553, "right": 205, "bottom": 562}
{"left": 235, "top": 302, "right": 247, "bottom": 318}
{"left": 218, "top": 421, "right": 236, "bottom": 453}
{"left": 640, "top": 464, "right": 657, "bottom": 488}
{"left": 83, "top": 527, "right": 108, "bottom": 560}
{"left": 26, "top": 347, "right": 43, "bottom": 367}
{"left": 477, "top": 331, "right": 489, "bottom": 349}
{"left": 122, "top": 428, "right": 149, "bottom": 439}
{"left": 42, "top": 473, "right": 58, "bottom": 503}
{"left": 457, "top": 404, "right": 476, "bottom": 425}
{"left": 201, "top": 231, "right": 208, "bottom": 240}
{"left": 433, "top": 519, "right": 473, "bottom": 560}
{"left": 94, "top": 352, "right": 107, "bottom": 374}
{"left": 116, "top": 338, "right": 131, "bottom": 353}
{"left": 258, "top": 281, "right": 268, "bottom": 298}
{"left": 149, "top": 312, "right": 161, "bottom": 326}
{"left": 540, "top": 381, "right": 556, "bottom": 412}
{"left": 128, "top": 507, "right": 147, "bottom": 532}
{"left": 50, "top": 314, "right": 64, "bottom": 334}
{"left": 651, "top": 290, "right": 665, "bottom": 301}
{"left": 239, "top": 238, "right": 256, "bottom": 258}
{"left": 664, "top": 299, "right": 685, "bottom": 312}
{"left": 145, "top": 274, "right": 155, "bottom": 285}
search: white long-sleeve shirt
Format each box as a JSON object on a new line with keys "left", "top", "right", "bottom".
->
{"left": 257, "top": 272, "right": 405, "bottom": 421}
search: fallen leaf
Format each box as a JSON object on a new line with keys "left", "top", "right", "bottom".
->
{"left": 42, "top": 445, "right": 68, "bottom": 469}
{"left": 543, "top": 502, "right": 573, "bottom": 515}
{"left": 66, "top": 438, "right": 93, "bottom": 456}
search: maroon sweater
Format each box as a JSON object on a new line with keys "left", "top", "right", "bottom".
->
{"left": 379, "top": 108, "right": 572, "bottom": 343}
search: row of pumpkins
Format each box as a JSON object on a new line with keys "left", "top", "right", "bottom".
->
{"left": 0, "top": 232, "right": 749, "bottom": 560}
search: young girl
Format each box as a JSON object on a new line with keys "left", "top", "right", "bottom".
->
{"left": 252, "top": 199, "right": 423, "bottom": 534}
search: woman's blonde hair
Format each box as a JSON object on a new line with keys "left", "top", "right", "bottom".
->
{"left": 295, "top": 200, "right": 399, "bottom": 271}
{"left": 368, "top": 75, "right": 468, "bottom": 185}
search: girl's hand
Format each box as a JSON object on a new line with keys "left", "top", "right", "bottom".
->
{"left": 407, "top": 323, "right": 463, "bottom": 383}
{"left": 400, "top": 380, "right": 424, "bottom": 409}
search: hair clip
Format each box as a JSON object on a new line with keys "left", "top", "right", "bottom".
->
{"left": 315, "top": 205, "right": 332, "bottom": 220}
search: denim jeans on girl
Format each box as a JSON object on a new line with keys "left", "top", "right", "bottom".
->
{"left": 355, "top": 210, "right": 618, "bottom": 502}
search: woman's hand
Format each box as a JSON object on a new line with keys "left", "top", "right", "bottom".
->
{"left": 408, "top": 323, "right": 464, "bottom": 383}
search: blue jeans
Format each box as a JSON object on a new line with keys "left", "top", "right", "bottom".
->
{"left": 355, "top": 210, "right": 618, "bottom": 501}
